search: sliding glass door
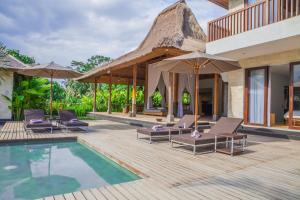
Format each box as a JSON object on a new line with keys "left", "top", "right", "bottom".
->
{"left": 245, "top": 67, "right": 268, "bottom": 126}
{"left": 289, "top": 62, "right": 300, "bottom": 129}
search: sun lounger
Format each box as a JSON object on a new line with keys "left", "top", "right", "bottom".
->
{"left": 171, "top": 117, "right": 247, "bottom": 155}
{"left": 136, "top": 115, "right": 198, "bottom": 143}
{"left": 24, "top": 109, "right": 53, "bottom": 134}
{"left": 58, "top": 110, "right": 89, "bottom": 132}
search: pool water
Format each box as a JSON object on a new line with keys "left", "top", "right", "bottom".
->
{"left": 0, "top": 141, "right": 140, "bottom": 200}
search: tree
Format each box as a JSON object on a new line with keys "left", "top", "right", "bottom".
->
{"left": 66, "top": 55, "right": 111, "bottom": 98}
{"left": 0, "top": 42, "right": 7, "bottom": 61}
{"left": 7, "top": 49, "right": 35, "bottom": 64}
{"left": 71, "top": 55, "right": 110, "bottom": 73}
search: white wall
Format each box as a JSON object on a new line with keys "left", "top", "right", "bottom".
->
{"left": 0, "top": 71, "right": 13, "bottom": 120}
{"left": 227, "top": 69, "right": 244, "bottom": 118}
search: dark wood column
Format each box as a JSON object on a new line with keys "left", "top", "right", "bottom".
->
{"left": 144, "top": 64, "right": 148, "bottom": 109}
{"left": 131, "top": 65, "right": 137, "bottom": 117}
{"left": 93, "top": 79, "right": 97, "bottom": 112}
{"left": 125, "top": 79, "right": 130, "bottom": 113}
{"left": 213, "top": 74, "right": 219, "bottom": 121}
{"left": 167, "top": 72, "right": 174, "bottom": 122}
{"left": 173, "top": 73, "right": 178, "bottom": 116}
{"left": 107, "top": 73, "right": 112, "bottom": 114}
{"left": 194, "top": 71, "right": 199, "bottom": 130}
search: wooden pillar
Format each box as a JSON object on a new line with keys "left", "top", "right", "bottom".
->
{"left": 93, "top": 80, "right": 97, "bottom": 112}
{"left": 144, "top": 64, "right": 148, "bottom": 109}
{"left": 107, "top": 73, "right": 112, "bottom": 114}
{"left": 173, "top": 73, "right": 178, "bottom": 116}
{"left": 50, "top": 74, "right": 53, "bottom": 119}
{"left": 213, "top": 73, "right": 219, "bottom": 121}
{"left": 125, "top": 79, "right": 130, "bottom": 113}
{"left": 131, "top": 65, "right": 137, "bottom": 117}
{"left": 194, "top": 70, "right": 199, "bottom": 130}
{"left": 167, "top": 72, "right": 174, "bottom": 122}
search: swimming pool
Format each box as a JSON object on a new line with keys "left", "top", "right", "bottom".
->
{"left": 0, "top": 141, "right": 140, "bottom": 200}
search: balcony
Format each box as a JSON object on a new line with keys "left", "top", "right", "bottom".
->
{"left": 208, "top": 0, "right": 300, "bottom": 42}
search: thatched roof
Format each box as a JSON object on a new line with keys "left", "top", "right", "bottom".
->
{"left": 0, "top": 55, "right": 30, "bottom": 71}
{"left": 77, "top": 0, "right": 206, "bottom": 83}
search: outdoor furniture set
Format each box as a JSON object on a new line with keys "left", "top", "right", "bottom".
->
{"left": 24, "top": 109, "right": 89, "bottom": 134}
{"left": 137, "top": 116, "right": 247, "bottom": 156}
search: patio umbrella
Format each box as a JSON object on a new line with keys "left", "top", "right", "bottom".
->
{"left": 18, "top": 62, "right": 82, "bottom": 118}
{"left": 154, "top": 51, "right": 240, "bottom": 134}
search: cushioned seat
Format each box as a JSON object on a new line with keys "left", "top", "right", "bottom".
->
{"left": 136, "top": 115, "right": 198, "bottom": 143}
{"left": 171, "top": 117, "right": 247, "bottom": 155}
{"left": 25, "top": 121, "right": 53, "bottom": 128}
{"left": 23, "top": 109, "right": 53, "bottom": 133}
{"left": 61, "top": 120, "right": 88, "bottom": 127}
{"left": 59, "top": 110, "right": 89, "bottom": 132}
{"left": 137, "top": 127, "right": 192, "bottom": 136}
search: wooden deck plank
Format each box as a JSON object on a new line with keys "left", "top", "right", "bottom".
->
{"left": 81, "top": 190, "right": 97, "bottom": 200}
{"left": 64, "top": 193, "right": 76, "bottom": 200}
{"left": 89, "top": 188, "right": 107, "bottom": 200}
{"left": 72, "top": 191, "right": 87, "bottom": 200}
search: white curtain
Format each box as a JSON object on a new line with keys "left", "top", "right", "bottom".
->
{"left": 177, "top": 74, "right": 195, "bottom": 117}
{"left": 249, "top": 69, "right": 265, "bottom": 124}
{"left": 147, "top": 64, "right": 162, "bottom": 109}
{"left": 177, "top": 74, "right": 186, "bottom": 117}
{"left": 162, "top": 72, "right": 169, "bottom": 104}
{"left": 157, "top": 76, "right": 166, "bottom": 108}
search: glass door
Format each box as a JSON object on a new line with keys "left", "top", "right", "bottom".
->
{"left": 245, "top": 67, "right": 269, "bottom": 126}
{"left": 289, "top": 63, "right": 300, "bottom": 129}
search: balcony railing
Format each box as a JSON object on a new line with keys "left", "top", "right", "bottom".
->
{"left": 208, "top": 0, "right": 300, "bottom": 42}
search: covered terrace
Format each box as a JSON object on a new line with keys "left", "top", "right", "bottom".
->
{"left": 76, "top": 1, "right": 225, "bottom": 123}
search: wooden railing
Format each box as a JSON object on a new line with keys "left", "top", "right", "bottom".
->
{"left": 208, "top": 0, "right": 300, "bottom": 42}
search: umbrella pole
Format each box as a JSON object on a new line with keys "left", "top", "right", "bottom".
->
{"left": 50, "top": 74, "right": 53, "bottom": 120}
{"left": 194, "top": 68, "right": 199, "bottom": 131}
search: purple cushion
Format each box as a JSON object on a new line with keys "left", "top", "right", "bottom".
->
{"left": 30, "top": 119, "right": 43, "bottom": 124}
{"left": 69, "top": 118, "right": 78, "bottom": 122}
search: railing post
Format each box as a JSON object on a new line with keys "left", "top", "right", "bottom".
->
{"left": 265, "top": 0, "right": 269, "bottom": 25}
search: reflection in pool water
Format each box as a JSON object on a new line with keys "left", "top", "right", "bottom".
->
{"left": 0, "top": 142, "right": 140, "bottom": 200}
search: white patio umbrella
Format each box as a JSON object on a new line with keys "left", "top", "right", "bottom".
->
{"left": 154, "top": 51, "right": 240, "bottom": 134}
{"left": 18, "top": 62, "right": 82, "bottom": 119}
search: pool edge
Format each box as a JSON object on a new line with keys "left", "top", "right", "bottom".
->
{"left": 78, "top": 138, "right": 148, "bottom": 179}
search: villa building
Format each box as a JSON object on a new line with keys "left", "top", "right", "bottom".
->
{"left": 78, "top": 0, "right": 300, "bottom": 131}
{"left": 206, "top": 0, "right": 300, "bottom": 129}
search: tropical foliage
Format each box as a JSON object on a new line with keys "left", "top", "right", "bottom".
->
{"left": 1, "top": 45, "right": 163, "bottom": 119}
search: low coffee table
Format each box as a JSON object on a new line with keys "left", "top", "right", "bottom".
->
{"left": 215, "top": 134, "right": 247, "bottom": 156}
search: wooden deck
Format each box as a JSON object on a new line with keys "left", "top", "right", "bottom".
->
{"left": 1, "top": 120, "right": 300, "bottom": 199}
{"left": 0, "top": 121, "right": 77, "bottom": 142}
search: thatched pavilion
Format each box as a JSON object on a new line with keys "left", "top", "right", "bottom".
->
{"left": 77, "top": 0, "right": 223, "bottom": 122}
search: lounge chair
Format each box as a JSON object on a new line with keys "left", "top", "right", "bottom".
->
{"left": 136, "top": 115, "right": 199, "bottom": 143}
{"left": 171, "top": 117, "right": 247, "bottom": 155}
{"left": 24, "top": 109, "right": 53, "bottom": 134}
{"left": 58, "top": 110, "right": 89, "bottom": 132}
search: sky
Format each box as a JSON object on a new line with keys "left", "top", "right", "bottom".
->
{"left": 0, "top": 0, "right": 226, "bottom": 66}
